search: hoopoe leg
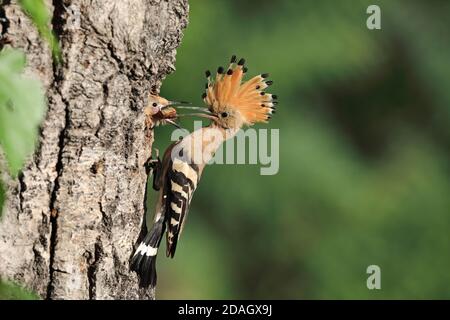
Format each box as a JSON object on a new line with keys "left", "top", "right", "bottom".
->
{"left": 144, "top": 149, "right": 163, "bottom": 191}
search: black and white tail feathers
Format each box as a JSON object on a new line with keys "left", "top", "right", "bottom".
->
{"left": 130, "top": 215, "right": 165, "bottom": 287}
{"left": 131, "top": 142, "right": 201, "bottom": 287}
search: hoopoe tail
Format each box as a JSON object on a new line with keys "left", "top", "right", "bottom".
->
{"left": 130, "top": 215, "right": 165, "bottom": 287}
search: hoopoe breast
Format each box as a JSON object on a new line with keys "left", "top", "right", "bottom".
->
{"left": 163, "top": 125, "right": 237, "bottom": 257}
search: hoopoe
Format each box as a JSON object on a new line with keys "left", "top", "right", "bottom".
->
{"left": 130, "top": 56, "right": 277, "bottom": 287}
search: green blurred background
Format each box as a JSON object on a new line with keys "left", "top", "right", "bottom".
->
{"left": 1, "top": 0, "right": 449, "bottom": 300}
{"left": 152, "top": 0, "right": 450, "bottom": 299}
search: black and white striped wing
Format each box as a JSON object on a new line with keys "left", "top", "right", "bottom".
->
{"left": 165, "top": 158, "right": 199, "bottom": 258}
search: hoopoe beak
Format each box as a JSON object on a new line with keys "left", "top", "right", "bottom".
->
{"left": 165, "top": 119, "right": 181, "bottom": 129}
{"left": 168, "top": 100, "right": 217, "bottom": 120}
{"left": 167, "top": 101, "right": 215, "bottom": 115}
{"left": 167, "top": 100, "right": 192, "bottom": 107}
{"left": 178, "top": 112, "right": 218, "bottom": 121}
{"left": 174, "top": 105, "right": 212, "bottom": 113}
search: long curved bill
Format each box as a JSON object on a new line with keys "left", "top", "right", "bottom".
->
{"left": 177, "top": 112, "right": 218, "bottom": 121}
{"left": 174, "top": 106, "right": 212, "bottom": 112}
{"left": 167, "top": 101, "right": 213, "bottom": 114}
{"left": 167, "top": 100, "right": 192, "bottom": 107}
{"left": 165, "top": 119, "right": 181, "bottom": 129}
{"left": 166, "top": 100, "right": 217, "bottom": 120}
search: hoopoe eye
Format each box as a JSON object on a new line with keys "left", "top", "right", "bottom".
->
{"left": 221, "top": 112, "right": 229, "bottom": 118}
{"left": 152, "top": 102, "right": 158, "bottom": 107}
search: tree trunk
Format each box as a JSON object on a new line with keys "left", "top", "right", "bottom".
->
{"left": 0, "top": 0, "right": 188, "bottom": 299}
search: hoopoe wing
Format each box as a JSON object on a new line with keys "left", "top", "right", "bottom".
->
{"left": 130, "top": 159, "right": 171, "bottom": 287}
{"left": 130, "top": 142, "right": 178, "bottom": 287}
{"left": 165, "top": 157, "right": 201, "bottom": 258}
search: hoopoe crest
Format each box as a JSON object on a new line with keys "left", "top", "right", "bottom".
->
{"left": 201, "top": 55, "right": 277, "bottom": 129}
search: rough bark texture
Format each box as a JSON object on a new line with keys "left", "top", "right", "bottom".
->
{"left": 0, "top": 0, "right": 188, "bottom": 299}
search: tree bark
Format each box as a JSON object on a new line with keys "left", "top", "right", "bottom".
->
{"left": 0, "top": 0, "right": 188, "bottom": 299}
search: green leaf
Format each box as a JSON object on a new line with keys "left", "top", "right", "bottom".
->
{"left": 0, "top": 48, "right": 26, "bottom": 73}
{"left": 0, "top": 48, "right": 47, "bottom": 176}
{"left": 0, "top": 279, "right": 40, "bottom": 300}
{"left": 18, "top": 0, "right": 61, "bottom": 63}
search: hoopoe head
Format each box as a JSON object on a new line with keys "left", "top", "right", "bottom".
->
{"left": 148, "top": 94, "right": 170, "bottom": 108}
{"left": 199, "top": 56, "right": 277, "bottom": 130}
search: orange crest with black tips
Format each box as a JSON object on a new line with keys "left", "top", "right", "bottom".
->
{"left": 203, "top": 56, "right": 277, "bottom": 126}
